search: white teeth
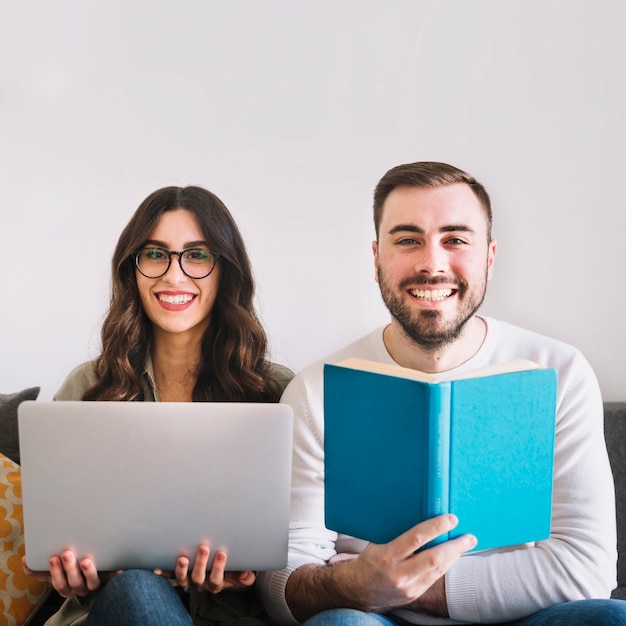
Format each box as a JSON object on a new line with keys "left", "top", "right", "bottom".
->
{"left": 409, "top": 288, "right": 453, "bottom": 301}
{"left": 158, "top": 294, "right": 194, "bottom": 304}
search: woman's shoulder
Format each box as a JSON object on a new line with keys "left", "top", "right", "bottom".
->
{"left": 266, "top": 361, "right": 295, "bottom": 396}
{"left": 54, "top": 360, "right": 99, "bottom": 400}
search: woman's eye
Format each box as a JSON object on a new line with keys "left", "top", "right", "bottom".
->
{"left": 146, "top": 249, "right": 167, "bottom": 260}
{"left": 186, "top": 249, "right": 210, "bottom": 261}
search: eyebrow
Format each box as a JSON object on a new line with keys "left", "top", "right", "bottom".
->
{"left": 143, "top": 239, "right": 209, "bottom": 249}
{"left": 387, "top": 224, "right": 476, "bottom": 235}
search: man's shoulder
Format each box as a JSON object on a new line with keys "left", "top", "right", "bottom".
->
{"left": 279, "top": 327, "right": 388, "bottom": 421}
{"left": 488, "top": 317, "right": 579, "bottom": 351}
{"left": 282, "top": 327, "right": 387, "bottom": 397}
{"left": 300, "top": 327, "right": 387, "bottom": 375}
{"left": 485, "top": 316, "right": 587, "bottom": 370}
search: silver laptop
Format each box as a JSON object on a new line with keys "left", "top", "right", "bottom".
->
{"left": 18, "top": 400, "right": 293, "bottom": 572}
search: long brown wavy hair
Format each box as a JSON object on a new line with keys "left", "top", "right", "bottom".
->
{"left": 83, "top": 186, "right": 280, "bottom": 402}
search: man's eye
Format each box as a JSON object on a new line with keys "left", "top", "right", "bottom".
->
{"left": 446, "top": 238, "right": 466, "bottom": 245}
{"left": 397, "top": 238, "right": 418, "bottom": 246}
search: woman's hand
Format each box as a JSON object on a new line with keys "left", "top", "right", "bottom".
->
{"left": 22, "top": 550, "right": 114, "bottom": 598}
{"left": 167, "top": 544, "right": 255, "bottom": 594}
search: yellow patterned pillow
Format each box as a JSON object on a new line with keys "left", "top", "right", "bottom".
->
{"left": 0, "top": 452, "right": 50, "bottom": 625}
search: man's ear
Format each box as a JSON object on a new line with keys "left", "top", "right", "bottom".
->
{"left": 487, "top": 238, "right": 497, "bottom": 282}
{"left": 372, "top": 240, "right": 379, "bottom": 283}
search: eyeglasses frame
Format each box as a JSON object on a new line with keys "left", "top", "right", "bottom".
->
{"left": 133, "top": 247, "right": 220, "bottom": 279}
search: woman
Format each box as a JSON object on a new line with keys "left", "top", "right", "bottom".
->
{"left": 25, "top": 186, "right": 293, "bottom": 626}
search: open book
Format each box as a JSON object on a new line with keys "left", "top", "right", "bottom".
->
{"left": 323, "top": 358, "right": 557, "bottom": 551}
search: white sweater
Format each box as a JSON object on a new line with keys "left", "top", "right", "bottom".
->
{"left": 258, "top": 317, "right": 617, "bottom": 625}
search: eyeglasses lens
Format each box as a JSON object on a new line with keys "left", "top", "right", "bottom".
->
{"left": 136, "top": 248, "right": 216, "bottom": 279}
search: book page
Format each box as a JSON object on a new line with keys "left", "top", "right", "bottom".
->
{"left": 335, "top": 357, "right": 540, "bottom": 382}
{"left": 335, "top": 358, "right": 437, "bottom": 382}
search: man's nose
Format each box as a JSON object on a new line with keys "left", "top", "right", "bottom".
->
{"left": 415, "top": 242, "right": 448, "bottom": 275}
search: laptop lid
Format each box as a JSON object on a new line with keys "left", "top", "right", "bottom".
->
{"left": 18, "top": 400, "right": 293, "bottom": 572}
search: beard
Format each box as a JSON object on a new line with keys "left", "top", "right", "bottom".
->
{"left": 378, "top": 269, "right": 488, "bottom": 352}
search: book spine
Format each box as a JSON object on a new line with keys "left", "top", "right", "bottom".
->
{"left": 426, "top": 382, "right": 451, "bottom": 543}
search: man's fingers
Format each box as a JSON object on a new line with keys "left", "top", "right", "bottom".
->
{"left": 411, "top": 531, "right": 477, "bottom": 576}
{"left": 390, "top": 514, "right": 461, "bottom": 557}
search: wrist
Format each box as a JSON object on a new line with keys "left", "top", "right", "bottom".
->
{"left": 286, "top": 560, "right": 369, "bottom": 622}
{"left": 406, "top": 576, "right": 448, "bottom": 617}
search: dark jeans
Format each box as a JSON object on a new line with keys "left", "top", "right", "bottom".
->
{"left": 84, "top": 570, "right": 193, "bottom": 626}
{"left": 83, "top": 569, "right": 626, "bottom": 626}
{"left": 301, "top": 601, "right": 626, "bottom": 626}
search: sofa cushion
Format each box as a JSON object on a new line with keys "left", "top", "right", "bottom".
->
{"left": 0, "top": 451, "right": 50, "bottom": 624}
{"left": 0, "top": 388, "right": 40, "bottom": 465}
{"left": 604, "top": 402, "right": 626, "bottom": 594}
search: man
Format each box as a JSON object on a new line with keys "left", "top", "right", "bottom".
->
{"left": 258, "top": 162, "right": 626, "bottom": 625}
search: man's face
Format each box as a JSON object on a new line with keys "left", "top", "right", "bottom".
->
{"left": 373, "top": 183, "right": 496, "bottom": 351}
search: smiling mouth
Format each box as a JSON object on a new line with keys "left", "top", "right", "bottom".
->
{"left": 409, "top": 288, "right": 454, "bottom": 301}
{"left": 157, "top": 294, "right": 195, "bottom": 305}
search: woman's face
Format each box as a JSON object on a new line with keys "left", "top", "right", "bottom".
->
{"left": 135, "top": 209, "right": 220, "bottom": 341}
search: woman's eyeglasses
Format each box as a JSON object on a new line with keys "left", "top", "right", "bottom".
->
{"left": 134, "top": 247, "right": 220, "bottom": 279}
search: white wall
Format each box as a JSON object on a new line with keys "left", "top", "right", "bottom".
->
{"left": 2, "top": 0, "right": 625, "bottom": 401}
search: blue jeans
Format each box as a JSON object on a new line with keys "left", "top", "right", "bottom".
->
{"left": 84, "top": 569, "right": 193, "bottom": 626}
{"left": 301, "top": 600, "right": 626, "bottom": 626}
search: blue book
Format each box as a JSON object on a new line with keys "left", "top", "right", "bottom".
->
{"left": 323, "top": 358, "right": 557, "bottom": 552}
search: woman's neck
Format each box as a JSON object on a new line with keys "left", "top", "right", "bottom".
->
{"left": 151, "top": 333, "right": 203, "bottom": 402}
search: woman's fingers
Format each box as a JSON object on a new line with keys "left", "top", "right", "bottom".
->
{"left": 21, "top": 556, "right": 51, "bottom": 582}
{"left": 170, "top": 545, "right": 255, "bottom": 594}
{"left": 79, "top": 558, "right": 101, "bottom": 592}
{"left": 190, "top": 545, "right": 211, "bottom": 590}
{"left": 206, "top": 549, "right": 227, "bottom": 593}
{"left": 46, "top": 552, "right": 101, "bottom": 598}
{"left": 174, "top": 555, "right": 191, "bottom": 587}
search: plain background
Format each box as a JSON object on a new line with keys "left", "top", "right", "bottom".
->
{"left": 1, "top": 1, "right": 624, "bottom": 401}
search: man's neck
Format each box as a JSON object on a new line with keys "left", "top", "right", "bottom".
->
{"left": 383, "top": 316, "right": 487, "bottom": 374}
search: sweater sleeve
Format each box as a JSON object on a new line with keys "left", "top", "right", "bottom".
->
{"left": 444, "top": 352, "right": 617, "bottom": 623}
{"left": 258, "top": 365, "right": 338, "bottom": 624}
{"left": 53, "top": 361, "right": 98, "bottom": 400}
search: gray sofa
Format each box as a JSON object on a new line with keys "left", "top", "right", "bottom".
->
{"left": 603, "top": 402, "right": 626, "bottom": 599}
{"left": 1, "top": 392, "right": 625, "bottom": 623}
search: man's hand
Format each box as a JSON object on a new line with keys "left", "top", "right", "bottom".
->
{"left": 286, "top": 514, "right": 476, "bottom": 621}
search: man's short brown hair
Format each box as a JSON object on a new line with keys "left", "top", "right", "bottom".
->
{"left": 373, "top": 161, "right": 492, "bottom": 240}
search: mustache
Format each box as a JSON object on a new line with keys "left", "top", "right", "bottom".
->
{"left": 398, "top": 275, "right": 465, "bottom": 289}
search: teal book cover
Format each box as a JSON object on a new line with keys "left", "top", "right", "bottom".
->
{"left": 323, "top": 359, "right": 557, "bottom": 552}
